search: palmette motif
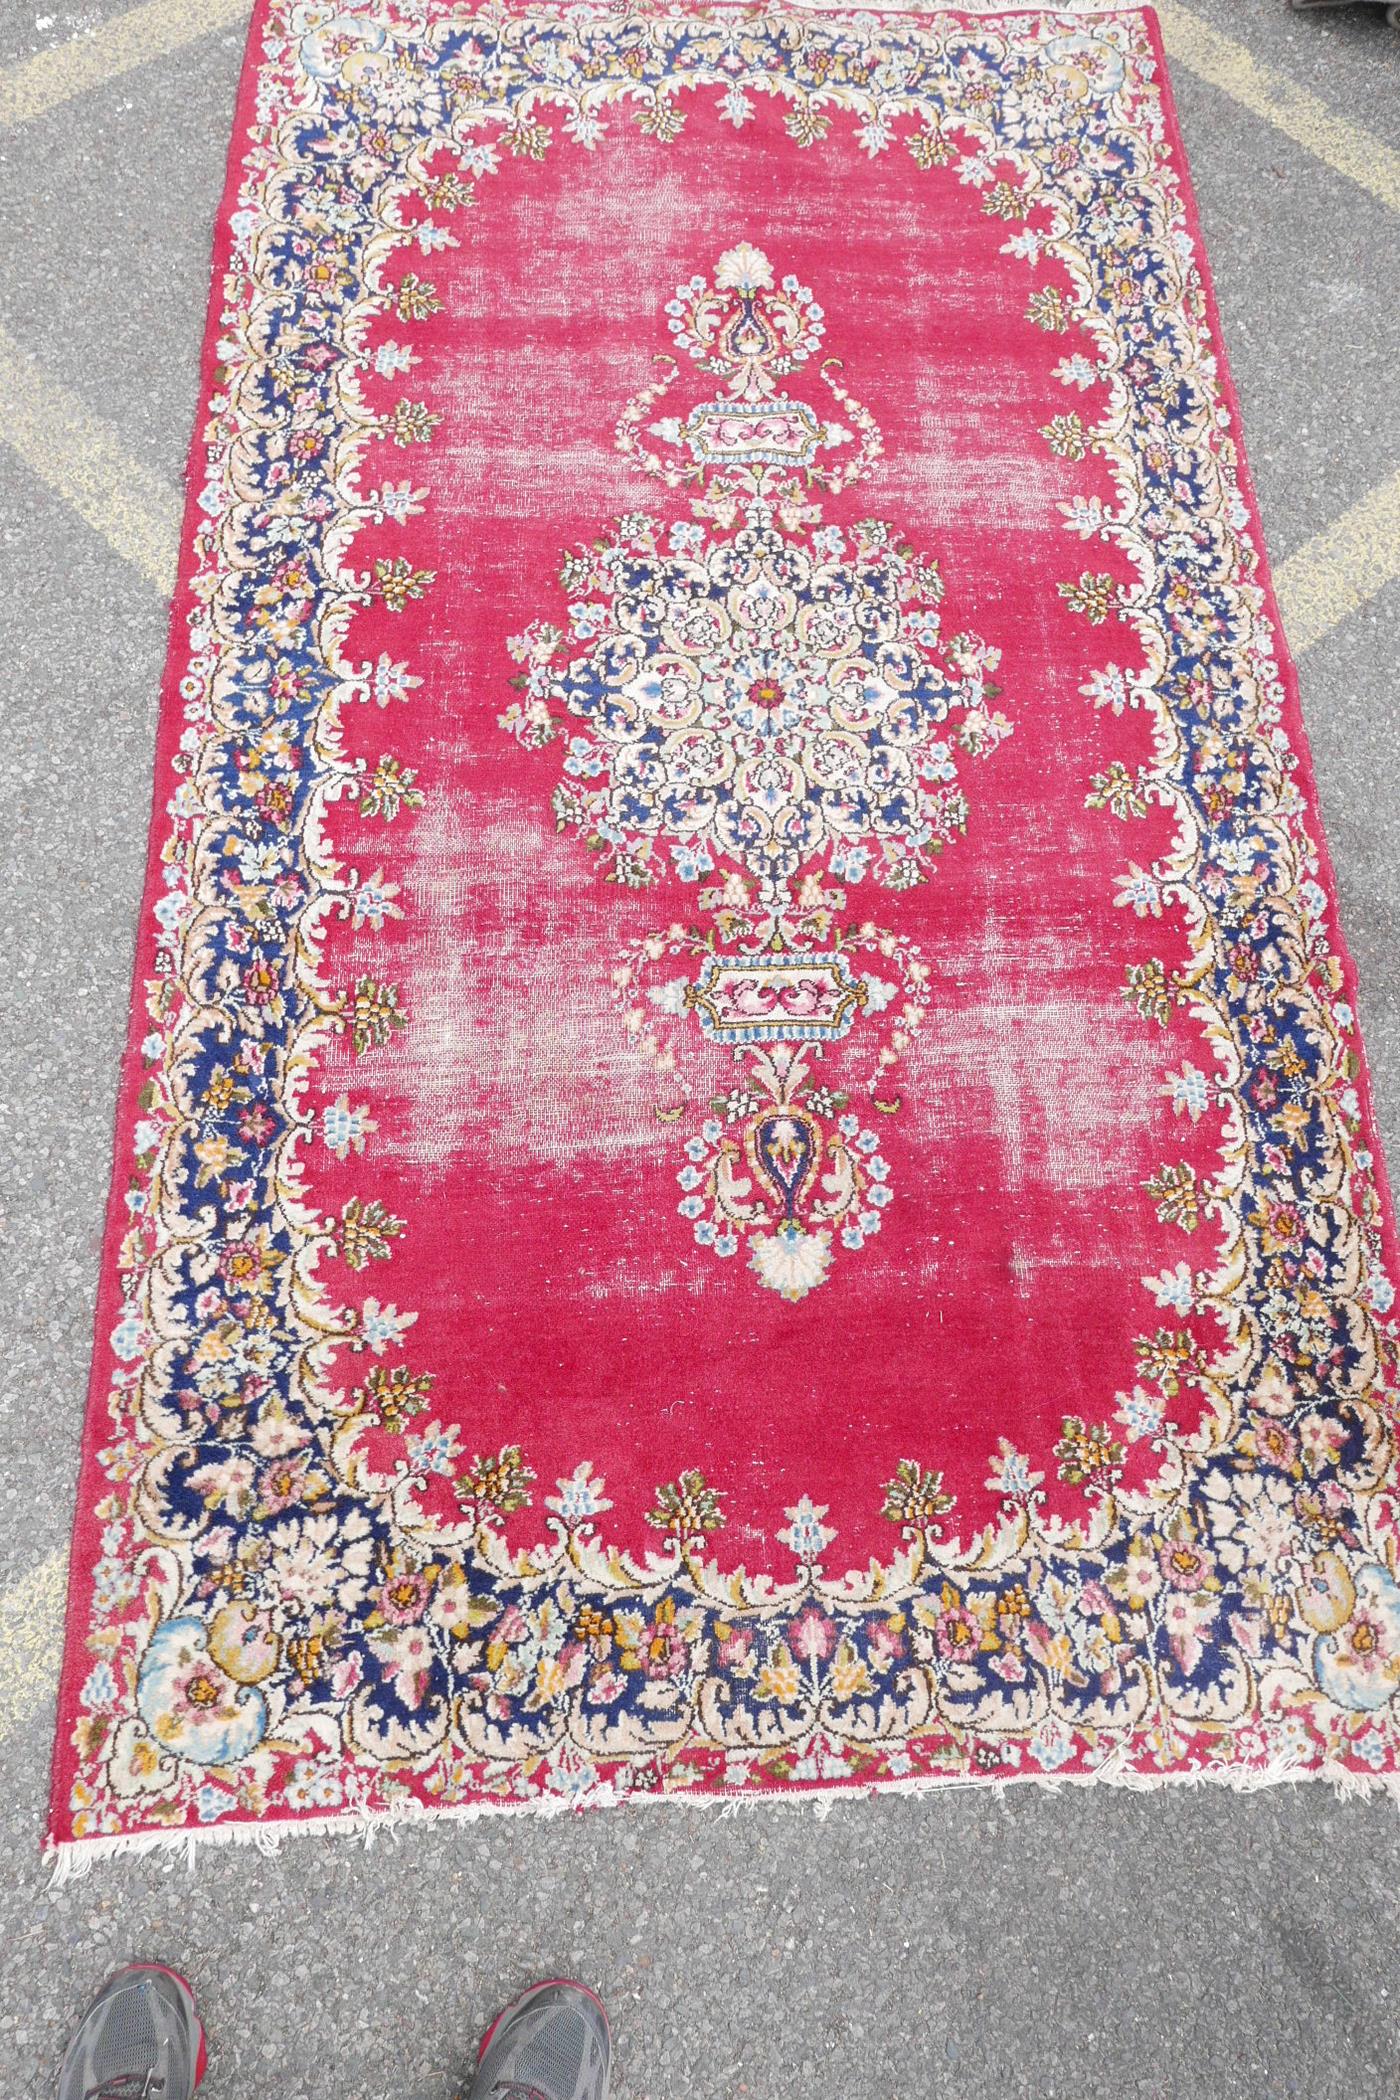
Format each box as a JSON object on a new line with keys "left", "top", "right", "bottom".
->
{"left": 501, "top": 243, "right": 1012, "bottom": 1295}
{"left": 56, "top": 0, "right": 1400, "bottom": 1856}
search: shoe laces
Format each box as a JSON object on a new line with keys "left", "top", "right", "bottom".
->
{"left": 84, "top": 2075, "right": 167, "bottom": 2099}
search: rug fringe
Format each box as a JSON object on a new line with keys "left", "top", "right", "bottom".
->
{"left": 720, "top": 0, "right": 1147, "bottom": 15}
{"left": 46, "top": 1754, "right": 1400, "bottom": 1881}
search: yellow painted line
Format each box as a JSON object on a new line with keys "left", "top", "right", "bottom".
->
{"left": 1274, "top": 465, "right": 1400, "bottom": 656}
{"left": 1157, "top": 0, "right": 1400, "bottom": 215}
{"left": 0, "top": 0, "right": 252, "bottom": 128}
{"left": 0, "top": 323, "right": 181, "bottom": 595}
{"left": 0, "top": 1551, "right": 67, "bottom": 1747}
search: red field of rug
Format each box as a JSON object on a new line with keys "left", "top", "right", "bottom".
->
{"left": 50, "top": 0, "right": 1400, "bottom": 1866}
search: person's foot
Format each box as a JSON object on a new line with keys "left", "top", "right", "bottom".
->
{"left": 58, "top": 1962, "right": 206, "bottom": 2100}
{"left": 468, "top": 1980, "right": 610, "bottom": 2100}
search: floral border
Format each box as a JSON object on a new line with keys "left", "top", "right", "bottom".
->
{"left": 52, "top": 0, "right": 1400, "bottom": 1861}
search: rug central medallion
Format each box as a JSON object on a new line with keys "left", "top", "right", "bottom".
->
{"left": 503, "top": 243, "right": 1013, "bottom": 1299}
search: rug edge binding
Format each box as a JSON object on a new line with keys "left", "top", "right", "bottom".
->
{"left": 45, "top": 1754, "right": 1400, "bottom": 1879}
{"left": 698, "top": 2, "right": 1153, "bottom": 15}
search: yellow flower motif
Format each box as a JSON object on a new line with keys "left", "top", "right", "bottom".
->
{"left": 394, "top": 273, "right": 441, "bottom": 322}
{"left": 73, "top": 1714, "right": 111, "bottom": 1760}
{"left": 755, "top": 1645, "right": 802, "bottom": 1704}
{"left": 908, "top": 123, "right": 955, "bottom": 168}
{"left": 192, "top": 1134, "right": 244, "bottom": 1189}
{"left": 1026, "top": 285, "right": 1070, "bottom": 332}
{"left": 1040, "top": 413, "right": 1088, "bottom": 461}
{"left": 374, "top": 557, "right": 436, "bottom": 612}
{"left": 1058, "top": 570, "right": 1119, "bottom": 624}
{"left": 534, "top": 1656, "right": 570, "bottom": 1703}
{"left": 982, "top": 180, "right": 1025, "bottom": 221}
{"left": 387, "top": 398, "right": 442, "bottom": 446}
{"left": 193, "top": 1324, "right": 235, "bottom": 1369}
{"left": 830, "top": 1644, "right": 874, "bottom": 1702}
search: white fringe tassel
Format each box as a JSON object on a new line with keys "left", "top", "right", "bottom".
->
{"left": 46, "top": 1753, "right": 1400, "bottom": 1882}
{"left": 714, "top": 0, "right": 1145, "bottom": 15}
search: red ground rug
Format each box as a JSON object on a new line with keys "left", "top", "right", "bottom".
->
{"left": 51, "top": 0, "right": 1400, "bottom": 1866}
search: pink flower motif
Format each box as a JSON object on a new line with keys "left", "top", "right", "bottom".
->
{"left": 868, "top": 1619, "right": 907, "bottom": 1665}
{"left": 1163, "top": 1590, "right": 1219, "bottom": 1676}
{"left": 237, "top": 1103, "right": 277, "bottom": 1147}
{"left": 716, "top": 1626, "right": 754, "bottom": 1668}
{"left": 374, "top": 1568, "right": 432, "bottom": 1626}
{"left": 256, "top": 1453, "right": 315, "bottom": 1516}
{"left": 330, "top": 1654, "right": 362, "bottom": 1700}
{"left": 1158, "top": 1539, "right": 1214, "bottom": 1593}
{"left": 242, "top": 958, "right": 280, "bottom": 1006}
{"left": 1340, "top": 1612, "right": 1393, "bottom": 1678}
{"left": 169, "top": 1658, "right": 236, "bottom": 1727}
{"left": 645, "top": 1622, "right": 689, "bottom": 1681}
{"left": 376, "top": 1625, "right": 434, "bottom": 1709}
{"left": 1249, "top": 1415, "right": 1299, "bottom": 1470}
{"left": 935, "top": 1607, "right": 981, "bottom": 1662}
{"left": 990, "top": 1649, "right": 1027, "bottom": 1684}
{"left": 1300, "top": 1414, "right": 1346, "bottom": 1470}
{"left": 789, "top": 1607, "right": 837, "bottom": 1663}
{"left": 560, "top": 1642, "right": 589, "bottom": 1692}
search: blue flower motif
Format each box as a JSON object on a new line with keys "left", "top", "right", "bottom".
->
{"left": 80, "top": 1663, "right": 119, "bottom": 1711}
{"left": 195, "top": 1784, "right": 239, "bottom": 1824}
{"left": 672, "top": 841, "right": 715, "bottom": 882}
{"left": 1029, "top": 1721, "right": 1074, "bottom": 1772}
{"left": 135, "top": 1617, "right": 267, "bottom": 1768}
{"left": 1315, "top": 1564, "right": 1400, "bottom": 1713}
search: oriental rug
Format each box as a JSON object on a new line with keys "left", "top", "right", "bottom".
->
{"left": 51, "top": 0, "right": 1400, "bottom": 1868}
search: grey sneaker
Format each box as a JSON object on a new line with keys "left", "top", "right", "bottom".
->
{"left": 468, "top": 1980, "right": 611, "bottom": 2100}
{"left": 57, "top": 1963, "right": 206, "bottom": 2100}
